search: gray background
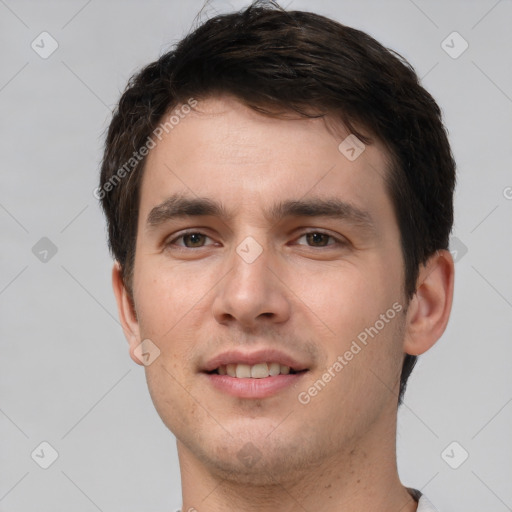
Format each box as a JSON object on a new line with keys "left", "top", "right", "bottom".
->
{"left": 1, "top": 0, "right": 511, "bottom": 511}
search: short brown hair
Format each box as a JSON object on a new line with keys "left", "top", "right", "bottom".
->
{"left": 98, "top": 0, "right": 456, "bottom": 404}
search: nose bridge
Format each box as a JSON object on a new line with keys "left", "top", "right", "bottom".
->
{"left": 229, "top": 233, "right": 275, "bottom": 303}
{"left": 212, "top": 232, "right": 290, "bottom": 327}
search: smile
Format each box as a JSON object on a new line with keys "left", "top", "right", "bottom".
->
{"left": 204, "top": 364, "right": 308, "bottom": 399}
{"left": 212, "top": 362, "right": 301, "bottom": 378}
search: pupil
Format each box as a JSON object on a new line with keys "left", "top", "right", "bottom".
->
{"left": 308, "top": 233, "right": 327, "bottom": 246}
{"left": 186, "top": 233, "right": 203, "bottom": 246}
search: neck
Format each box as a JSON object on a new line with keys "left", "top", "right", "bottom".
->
{"left": 177, "top": 406, "right": 418, "bottom": 512}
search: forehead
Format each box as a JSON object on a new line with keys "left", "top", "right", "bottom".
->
{"left": 138, "top": 95, "right": 394, "bottom": 228}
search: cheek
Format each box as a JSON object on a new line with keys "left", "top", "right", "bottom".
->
{"left": 294, "top": 260, "right": 406, "bottom": 393}
{"left": 302, "top": 313, "right": 406, "bottom": 435}
{"left": 133, "top": 262, "right": 216, "bottom": 391}
{"left": 144, "top": 363, "right": 198, "bottom": 436}
{"left": 292, "top": 261, "right": 399, "bottom": 344}
{"left": 133, "top": 259, "right": 208, "bottom": 337}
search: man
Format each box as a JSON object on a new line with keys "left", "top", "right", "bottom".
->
{"left": 98, "top": 2, "right": 455, "bottom": 510}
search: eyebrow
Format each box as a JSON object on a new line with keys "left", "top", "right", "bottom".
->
{"left": 146, "top": 193, "right": 375, "bottom": 233}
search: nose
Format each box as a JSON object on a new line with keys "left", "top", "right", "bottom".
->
{"left": 212, "top": 239, "right": 292, "bottom": 331}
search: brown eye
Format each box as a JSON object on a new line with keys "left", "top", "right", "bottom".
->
{"left": 296, "top": 231, "right": 342, "bottom": 248}
{"left": 167, "top": 231, "right": 212, "bottom": 248}
{"left": 305, "top": 232, "right": 332, "bottom": 247}
{"left": 181, "top": 233, "right": 207, "bottom": 247}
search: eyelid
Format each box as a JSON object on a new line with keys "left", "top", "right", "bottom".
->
{"left": 165, "top": 228, "right": 347, "bottom": 249}
{"left": 292, "top": 229, "right": 349, "bottom": 249}
{"left": 166, "top": 229, "right": 215, "bottom": 247}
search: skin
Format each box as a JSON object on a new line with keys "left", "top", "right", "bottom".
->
{"left": 113, "top": 95, "right": 454, "bottom": 512}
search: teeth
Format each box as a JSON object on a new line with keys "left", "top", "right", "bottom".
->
{"left": 216, "top": 362, "right": 294, "bottom": 378}
{"left": 251, "top": 363, "right": 269, "bottom": 379}
{"left": 268, "top": 362, "right": 281, "bottom": 376}
{"left": 235, "top": 364, "right": 251, "bottom": 378}
{"left": 280, "top": 365, "right": 290, "bottom": 375}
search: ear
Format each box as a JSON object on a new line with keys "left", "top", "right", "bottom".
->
{"left": 403, "top": 249, "right": 455, "bottom": 356}
{"left": 112, "top": 261, "right": 144, "bottom": 366}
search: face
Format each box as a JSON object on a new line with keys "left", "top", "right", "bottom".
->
{"left": 125, "top": 95, "right": 409, "bottom": 482}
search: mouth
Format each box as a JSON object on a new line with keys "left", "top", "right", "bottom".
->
{"left": 207, "top": 362, "right": 306, "bottom": 378}
{"left": 202, "top": 350, "right": 310, "bottom": 399}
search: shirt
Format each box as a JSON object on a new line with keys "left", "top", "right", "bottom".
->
{"left": 408, "top": 487, "right": 439, "bottom": 511}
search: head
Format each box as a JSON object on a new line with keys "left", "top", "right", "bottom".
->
{"left": 99, "top": 0, "right": 455, "bottom": 483}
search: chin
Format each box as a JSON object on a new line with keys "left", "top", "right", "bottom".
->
{"left": 184, "top": 425, "right": 325, "bottom": 485}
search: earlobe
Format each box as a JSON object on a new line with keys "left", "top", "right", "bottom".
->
{"left": 403, "top": 250, "right": 455, "bottom": 356}
{"left": 111, "top": 262, "right": 144, "bottom": 366}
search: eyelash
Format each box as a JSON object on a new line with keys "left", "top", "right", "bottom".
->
{"left": 166, "top": 229, "right": 346, "bottom": 250}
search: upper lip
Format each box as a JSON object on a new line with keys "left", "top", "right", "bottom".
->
{"left": 202, "top": 348, "right": 310, "bottom": 373}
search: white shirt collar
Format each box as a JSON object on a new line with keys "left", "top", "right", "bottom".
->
{"left": 408, "top": 487, "right": 439, "bottom": 512}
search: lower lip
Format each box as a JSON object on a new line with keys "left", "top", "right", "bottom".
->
{"left": 204, "top": 372, "right": 307, "bottom": 399}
